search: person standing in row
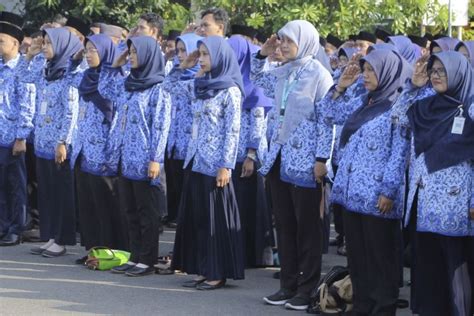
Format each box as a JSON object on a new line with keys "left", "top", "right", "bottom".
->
{"left": 254, "top": 20, "right": 333, "bottom": 310}
{"left": 100, "top": 36, "right": 171, "bottom": 277}
{"left": 163, "top": 32, "right": 203, "bottom": 227}
{"left": 0, "top": 14, "right": 36, "bottom": 246}
{"left": 227, "top": 34, "right": 274, "bottom": 268}
{"left": 68, "top": 34, "right": 128, "bottom": 264}
{"left": 322, "top": 49, "right": 411, "bottom": 315}
{"left": 407, "top": 51, "right": 474, "bottom": 316}
{"left": 20, "top": 27, "right": 82, "bottom": 257}
{"left": 171, "top": 36, "right": 245, "bottom": 290}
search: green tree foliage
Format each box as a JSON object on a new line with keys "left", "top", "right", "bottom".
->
{"left": 22, "top": 0, "right": 456, "bottom": 39}
{"left": 195, "top": 0, "right": 450, "bottom": 38}
{"left": 23, "top": 0, "right": 191, "bottom": 33}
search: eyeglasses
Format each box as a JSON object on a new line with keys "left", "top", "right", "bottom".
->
{"left": 428, "top": 67, "right": 447, "bottom": 78}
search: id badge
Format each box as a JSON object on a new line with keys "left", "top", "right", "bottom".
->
{"left": 451, "top": 116, "right": 465, "bottom": 135}
{"left": 191, "top": 112, "right": 200, "bottom": 140}
{"left": 40, "top": 100, "right": 48, "bottom": 115}
{"left": 79, "top": 107, "right": 86, "bottom": 120}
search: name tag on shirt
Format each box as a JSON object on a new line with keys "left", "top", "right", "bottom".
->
{"left": 79, "top": 107, "right": 86, "bottom": 120}
{"left": 191, "top": 112, "right": 200, "bottom": 140}
{"left": 451, "top": 116, "right": 465, "bottom": 135}
{"left": 40, "top": 100, "right": 48, "bottom": 115}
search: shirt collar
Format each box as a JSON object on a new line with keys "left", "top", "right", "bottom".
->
{"left": 1, "top": 53, "right": 20, "bottom": 69}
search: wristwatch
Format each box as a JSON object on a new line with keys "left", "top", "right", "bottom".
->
{"left": 247, "top": 151, "right": 257, "bottom": 162}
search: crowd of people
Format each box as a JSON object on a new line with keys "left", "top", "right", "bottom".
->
{"left": 0, "top": 6, "right": 473, "bottom": 316}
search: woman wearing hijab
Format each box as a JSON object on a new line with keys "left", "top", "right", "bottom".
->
{"left": 227, "top": 34, "right": 274, "bottom": 268}
{"left": 254, "top": 20, "right": 333, "bottom": 310}
{"left": 455, "top": 41, "right": 474, "bottom": 65}
{"left": 162, "top": 33, "right": 203, "bottom": 227}
{"left": 170, "top": 36, "right": 244, "bottom": 290}
{"left": 430, "top": 36, "right": 460, "bottom": 53}
{"left": 321, "top": 49, "right": 411, "bottom": 315}
{"left": 67, "top": 34, "right": 128, "bottom": 263}
{"left": 386, "top": 35, "right": 421, "bottom": 65}
{"left": 98, "top": 36, "right": 171, "bottom": 277}
{"left": 18, "top": 27, "right": 82, "bottom": 257}
{"left": 405, "top": 51, "right": 474, "bottom": 316}
{"left": 250, "top": 41, "right": 286, "bottom": 143}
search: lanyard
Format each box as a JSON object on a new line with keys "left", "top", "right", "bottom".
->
{"left": 279, "top": 60, "right": 312, "bottom": 114}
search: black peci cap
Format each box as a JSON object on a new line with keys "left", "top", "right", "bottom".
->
{"left": 423, "top": 33, "right": 434, "bottom": 42}
{"left": 66, "top": 16, "right": 90, "bottom": 36}
{"left": 0, "top": 22, "right": 24, "bottom": 42}
{"left": 408, "top": 35, "right": 428, "bottom": 48}
{"left": 326, "top": 34, "right": 343, "bottom": 48}
{"left": 348, "top": 34, "right": 358, "bottom": 42}
{"left": 357, "top": 31, "right": 377, "bottom": 44}
{"left": 375, "top": 27, "right": 392, "bottom": 42}
{"left": 0, "top": 11, "right": 24, "bottom": 28}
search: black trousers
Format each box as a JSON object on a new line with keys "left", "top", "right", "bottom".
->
{"left": 36, "top": 157, "right": 76, "bottom": 245}
{"left": 118, "top": 177, "right": 159, "bottom": 266}
{"left": 414, "top": 231, "right": 472, "bottom": 316}
{"left": 331, "top": 164, "right": 344, "bottom": 239}
{"left": 343, "top": 210, "right": 400, "bottom": 316}
{"left": 76, "top": 168, "right": 128, "bottom": 250}
{"left": 267, "top": 155, "right": 323, "bottom": 295}
{"left": 0, "top": 148, "right": 27, "bottom": 235}
{"left": 232, "top": 161, "right": 273, "bottom": 267}
{"left": 164, "top": 157, "right": 184, "bottom": 222}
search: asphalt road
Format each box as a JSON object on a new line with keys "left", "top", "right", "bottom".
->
{"left": 0, "top": 229, "right": 412, "bottom": 315}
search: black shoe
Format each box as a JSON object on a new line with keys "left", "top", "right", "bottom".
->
{"left": 329, "top": 235, "right": 344, "bottom": 247}
{"left": 196, "top": 280, "right": 226, "bottom": 290}
{"left": 263, "top": 288, "right": 296, "bottom": 306}
{"left": 75, "top": 255, "right": 88, "bottom": 265}
{"left": 337, "top": 243, "right": 347, "bottom": 256}
{"left": 182, "top": 278, "right": 206, "bottom": 288}
{"left": 125, "top": 266, "right": 155, "bottom": 277}
{"left": 285, "top": 293, "right": 310, "bottom": 311}
{"left": 0, "top": 233, "right": 21, "bottom": 246}
{"left": 111, "top": 263, "right": 135, "bottom": 274}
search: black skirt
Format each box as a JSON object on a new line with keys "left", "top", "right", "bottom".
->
{"left": 171, "top": 169, "right": 245, "bottom": 280}
{"left": 232, "top": 162, "right": 274, "bottom": 267}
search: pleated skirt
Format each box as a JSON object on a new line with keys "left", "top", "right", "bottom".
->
{"left": 171, "top": 169, "right": 245, "bottom": 280}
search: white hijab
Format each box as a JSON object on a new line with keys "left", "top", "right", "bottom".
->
{"left": 269, "top": 20, "right": 332, "bottom": 144}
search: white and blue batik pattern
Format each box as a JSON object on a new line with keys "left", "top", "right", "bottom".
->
{"left": 162, "top": 69, "right": 195, "bottom": 161}
{"left": 236, "top": 107, "right": 267, "bottom": 163}
{"left": 0, "top": 55, "right": 36, "bottom": 148}
{"left": 392, "top": 84, "right": 474, "bottom": 236}
{"left": 254, "top": 56, "right": 334, "bottom": 188}
{"left": 183, "top": 85, "right": 242, "bottom": 177}
{"left": 16, "top": 56, "right": 79, "bottom": 160}
{"left": 98, "top": 67, "right": 171, "bottom": 183}
{"left": 321, "top": 90, "right": 411, "bottom": 219}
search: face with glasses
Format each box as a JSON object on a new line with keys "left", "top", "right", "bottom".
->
{"left": 429, "top": 59, "right": 448, "bottom": 93}
{"left": 85, "top": 41, "right": 100, "bottom": 67}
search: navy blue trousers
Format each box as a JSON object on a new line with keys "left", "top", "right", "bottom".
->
{"left": 0, "top": 147, "right": 27, "bottom": 235}
{"left": 36, "top": 157, "right": 76, "bottom": 245}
